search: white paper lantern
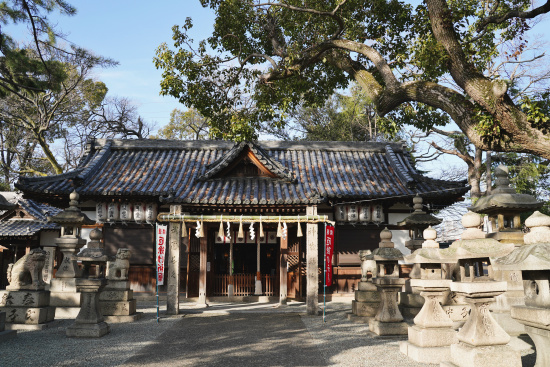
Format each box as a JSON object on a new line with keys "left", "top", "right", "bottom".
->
{"left": 372, "top": 204, "right": 384, "bottom": 223}
{"left": 107, "top": 202, "right": 119, "bottom": 222}
{"left": 134, "top": 202, "right": 145, "bottom": 223}
{"left": 335, "top": 205, "right": 347, "bottom": 222}
{"left": 145, "top": 203, "right": 158, "bottom": 224}
{"left": 119, "top": 202, "right": 133, "bottom": 222}
{"left": 359, "top": 205, "right": 371, "bottom": 222}
{"left": 347, "top": 205, "right": 358, "bottom": 222}
{"left": 96, "top": 203, "right": 107, "bottom": 223}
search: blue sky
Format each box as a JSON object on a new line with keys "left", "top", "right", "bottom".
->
{"left": 9, "top": 1, "right": 550, "bottom": 177}
{"left": 46, "top": 1, "right": 216, "bottom": 131}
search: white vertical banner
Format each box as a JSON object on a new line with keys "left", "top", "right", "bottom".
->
{"left": 156, "top": 224, "right": 167, "bottom": 285}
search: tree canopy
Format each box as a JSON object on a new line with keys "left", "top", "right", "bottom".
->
{"left": 155, "top": 0, "right": 550, "bottom": 157}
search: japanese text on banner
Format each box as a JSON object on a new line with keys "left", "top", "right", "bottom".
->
{"left": 156, "top": 224, "right": 167, "bottom": 285}
{"left": 325, "top": 224, "right": 335, "bottom": 286}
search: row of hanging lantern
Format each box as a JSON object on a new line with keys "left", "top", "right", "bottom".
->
{"left": 335, "top": 204, "right": 384, "bottom": 223}
{"left": 184, "top": 214, "right": 305, "bottom": 240}
{"left": 96, "top": 202, "right": 158, "bottom": 224}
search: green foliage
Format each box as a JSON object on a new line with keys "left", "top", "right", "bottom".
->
{"left": 154, "top": 108, "right": 210, "bottom": 140}
{"left": 520, "top": 95, "right": 550, "bottom": 134}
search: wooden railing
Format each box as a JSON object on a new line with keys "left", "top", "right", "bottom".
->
{"left": 213, "top": 274, "right": 276, "bottom": 297}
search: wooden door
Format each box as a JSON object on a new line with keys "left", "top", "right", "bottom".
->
{"left": 287, "top": 235, "right": 302, "bottom": 299}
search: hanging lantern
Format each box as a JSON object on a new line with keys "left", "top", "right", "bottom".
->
{"left": 107, "top": 202, "right": 119, "bottom": 222}
{"left": 259, "top": 216, "right": 264, "bottom": 238}
{"left": 96, "top": 202, "right": 107, "bottom": 223}
{"left": 297, "top": 216, "right": 303, "bottom": 237}
{"left": 347, "top": 205, "right": 358, "bottom": 222}
{"left": 134, "top": 202, "right": 145, "bottom": 223}
{"left": 145, "top": 203, "right": 158, "bottom": 224}
{"left": 372, "top": 204, "right": 384, "bottom": 223}
{"left": 335, "top": 205, "right": 347, "bottom": 222}
{"left": 119, "top": 202, "right": 133, "bottom": 222}
{"left": 359, "top": 205, "right": 372, "bottom": 222}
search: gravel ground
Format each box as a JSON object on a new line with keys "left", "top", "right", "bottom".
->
{"left": 0, "top": 300, "right": 538, "bottom": 367}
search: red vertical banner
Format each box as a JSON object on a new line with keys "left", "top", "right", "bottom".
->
{"left": 156, "top": 224, "right": 167, "bottom": 285}
{"left": 325, "top": 224, "right": 335, "bottom": 286}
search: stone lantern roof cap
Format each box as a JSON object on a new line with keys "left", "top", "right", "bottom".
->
{"left": 397, "top": 195, "right": 442, "bottom": 227}
{"left": 494, "top": 211, "right": 550, "bottom": 270}
{"left": 47, "top": 191, "right": 94, "bottom": 225}
{"left": 469, "top": 165, "right": 543, "bottom": 214}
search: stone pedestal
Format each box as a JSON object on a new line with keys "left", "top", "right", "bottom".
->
{"left": 511, "top": 305, "right": 550, "bottom": 367}
{"left": 50, "top": 237, "right": 85, "bottom": 318}
{"left": 0, "top": 311, "right": 16, "bottom": 340}
{"left": 440, "top": 281, "right": 521, "bottom": 367}
{"left": 369, "top": 277, "right": 407, "bottom": 335}
{"left": 99, "top": 280, "right": 142, "bottom": 323}
{"left": 399, "top": 280, "right": 424, "bottom": 319}
{"left": 66, "top": 278, "right": 110, "bottom": 338}
{"left": 400, "top": 279, "right": 457, "bottom": 364}
{"left": 490, "top": 268, "right": 526, "bottom": 336}
{"left": 0, "top": 290, "right": 55, "bottom": 330}
{"left": 348, "top": 281, "right": 380, "bottom": 323}
{"left": 49, "top": 278, "right": 82, "bottom": 318}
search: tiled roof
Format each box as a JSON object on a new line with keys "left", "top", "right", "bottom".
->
{"left": 16, "top": 139, "right": 469, "bottom": 206}
{"left": 0, "top": 196, "right": 61, "bottom": 237}
{"left": 0, "top": 219, "right": 58, "bottom": 237}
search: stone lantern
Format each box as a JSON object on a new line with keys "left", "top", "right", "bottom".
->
{"left": 440, "top": 211, "right": 520, "bottom": 367}
{"left": 66, "top": 227, "right": 110, "bottom": 338}
{"left": 348, "top": 249, "right": 380, "bottom": 322}
{"left": 470, "top": 164, "right": 543, "bottom": 245}
{"left": 494, "top": 211, "right": 550, "bottom": 367}
{"left": 398, "top": 195, "right": 442, "bottom": 253}
{"left": 47, "top": 190, "right": 95, "bottom": 318}
{"left": 398, "top": 195, "right": 442, "bottom": 317}
{"left": 368, "top": 228, "right": 408, "bottom": 336}
{"left": 400, "top": 226, "right": 458, "bottom": 363}
{"left": 470, "top": 164, "right": 543, "bottom": 336}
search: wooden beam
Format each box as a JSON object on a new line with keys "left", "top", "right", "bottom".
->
{"left": 306, "top": 205, "right": 319, "bottom": 316}
{"left": 167, "top": 205, "right": 181, "bottom": 315}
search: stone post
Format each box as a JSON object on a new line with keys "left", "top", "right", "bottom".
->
{"left": 42, "top": 245, "right": 56, "bottom": 289}
{"left": 167, "top": 205, "right": 181, "bottom": 315}
{"left": 306, "top": 205, "right": 318, "bottom": 315}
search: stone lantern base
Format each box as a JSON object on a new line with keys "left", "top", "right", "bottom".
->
{"left": 440, "top": 343, "right": 522, "bottom": 367}
{"left": 369, "top": 277, "right": 408, "bottom": 335}
{"left": 66, "top": 278, "right": 110, "bottom": 338}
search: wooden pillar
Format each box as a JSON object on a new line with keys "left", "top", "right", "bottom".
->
{"left": 279, "top": 233, "right": 288, "bottom": 304}
{"left": 306, "top": 205, "right": 319, "bottom": 315}
{"left": 255, "top": 239, "right": 262, "bottom": 295}
{"left": 167, "top": 205, "right": 181, "bottom": 315}
{"left": 198, "top": 225, "right": 208, "bottom": 305}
